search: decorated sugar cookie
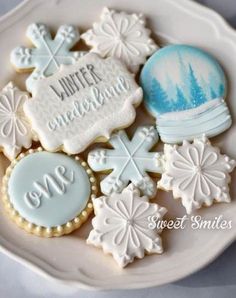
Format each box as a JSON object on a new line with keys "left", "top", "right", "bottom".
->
{"left": 11, "top": 23, "right": 86, "bottom": 93}
{"left": 81, "top": 7, "right": 158, "bottom": 73}
{"left": 88, "top": 126, "right": 164, "bottom": 197}
{"left": 24, "top": 53, "right": 143, "bottom": 154}
{"left": 0, "top": 82, "right": 33, "bottom": 160}
{"left": 87, "top": 184, "right": 167, "bottom": 268}
{"left": 140, "top": 45, "right": 232, "bottom": 143}
{"left": 158, "top": 136, "right": 236, "bottom": 214}
{"left": 2, "top": 148, "right": 97, "bottom": 237}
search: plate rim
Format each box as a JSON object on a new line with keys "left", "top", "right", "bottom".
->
{"left": 0, "top": 0, "right": 236, "bottom": 290}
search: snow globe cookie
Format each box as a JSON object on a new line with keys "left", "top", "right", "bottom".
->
{"left": 2, "top": 148, "right": 97, "bottom": 237}
{"left": 140, "top": 45, "right": 232, "bottom": 143}
{"left": 10, "top": 23, "right": 86, "bottom": 94}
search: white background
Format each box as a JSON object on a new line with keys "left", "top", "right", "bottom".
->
{"left": 0, "top": 0, "right": 236, "bottom": 297}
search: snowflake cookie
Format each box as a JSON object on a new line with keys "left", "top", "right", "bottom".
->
{"left": 158, "top": 136, "right": 236, "bottom": 214}
{"left": 11, "top": 23, "right": 86, "bottom": 93}
{"left": 87, "top": 184, "right": 167, "bottom": 268}
{"left": 0, "top": 82, "right": 33, "bottom": 160}
{"left": 81, "top": 7, "right": 158, "bottom": 73}
{"left": 88, "top": 126, "right": 164, "bottom": 197}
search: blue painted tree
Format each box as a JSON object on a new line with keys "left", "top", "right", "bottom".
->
{"left": 210, "top": 87, "right": 217, "bottom": 99}
{"left": 200, "top": 76, "right": 210, "bottom": 99}
{"left": 150, "top": 78, "right": 170, "bottom": 114}
{"left": 219, "top": 83, "right": 225, "bottom": 98}
{"left": 188, "top": 64, "right": 206, "bottom": 107}
{"left": 174, "top": 85, "right": 189, "bottom": 111}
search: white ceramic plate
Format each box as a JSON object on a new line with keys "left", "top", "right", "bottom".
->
{"left": 0, "top": 0, "right": 236, "bottom": 290}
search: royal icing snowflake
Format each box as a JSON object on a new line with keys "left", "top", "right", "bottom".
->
{"left": 11, "top": 23, "right": 86, "bottom": 93}
{"left": 88, "top": 126, "right": 164, "bottom": 197}
{"left": 0, "top": 82, "right": 33, "bottom": 160}
{"left": 87, "top": 184, "right": 167, "bottom": 268}
{"left": 81, "top": 7, "right": 158, "bottom": 73}
{"left": 158, "top": 136, "right": 236, "bottom": 214}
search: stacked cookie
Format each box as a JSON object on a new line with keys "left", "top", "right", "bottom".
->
{"left": 1, "top": 7, "right": 235, "bottom": 268}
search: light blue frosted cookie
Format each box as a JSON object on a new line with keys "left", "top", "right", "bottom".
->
{"left": 140, "top": 45, "right": 232, "bottom": 143}
{"left": 2, "top": 148, "right": 97, "bottom": 237}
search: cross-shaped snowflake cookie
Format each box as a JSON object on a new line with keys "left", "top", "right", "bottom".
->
{"left": 158, "top": 136, "right": 236, "bottom": 214}
{"left": 81, "top": 7, "right": 158, "bottom": 73}
{"left": 87, "top": 184, "right": 167, "bottom": 268}
{"left": 88, "top": 126, "right": 164, "bottom": 197}
{"left": 0, "top": 82, "right": 33, "bottom": 160}
{"left": 11, "top": 23, "right": 86, "bottom": 94}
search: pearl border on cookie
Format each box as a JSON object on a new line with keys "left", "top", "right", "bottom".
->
{"left": 1, "top": 147, "right": 97, "bottom": 237}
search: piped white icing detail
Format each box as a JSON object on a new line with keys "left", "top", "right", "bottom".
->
{"left": 158, "top": 136, "right": 236, "bottom": 214}
{"left": 158, "top": 98, "right": 224, "bottom": 121}
{"left": 11, "top": 23, "right": 86, "bottom": 93}
{"left": 23, "top": 53, "right": 142, "bottom": 154}
{"left": 87, "top": 184, "right": 167, "bottom": 268}
{"left": 0, "top": 82, "right": 33, "bottom": 160}
{"left": 24, "top": 165, "right": 75, "bottom": 209}
{"left": 81, "top": 7, "right": 158, "bottom": 73}
{"left": 88, "top": 126, "right": 164, "bottom": 197}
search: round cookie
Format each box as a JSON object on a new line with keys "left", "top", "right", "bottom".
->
{"left": 2, "top": 148, "right": 97, "bottom": 237}
{"left": 140, "top": 45, "right": 232, "bottom": 143}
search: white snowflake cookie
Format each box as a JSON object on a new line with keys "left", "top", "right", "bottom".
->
{"left": 88, "top": 126, "right": 164, "bottom": 197}
{"left": 81, "top": 7, "right": 158, "bottom": 73}
{"left": 11, "top": 23, "right": 86, "bottom": 94}
{"left": 87, "top": 184, "right": 167, "bottom": 268}
{"left": 158, "top": 136, "right": 236, "bottom": 214}
{"left": 0, "top": 82, "right": 33, "bottom": 160}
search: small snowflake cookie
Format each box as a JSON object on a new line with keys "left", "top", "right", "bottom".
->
{"left": 81, "top": 7, "right": 158, "bottom": 73}
{"left": 2, "top": 148, "right": 97, "bottom": 237}
{"left": 87, "top": 184, "right": 167, "bottom": 268}
{"left": 0, "top": 82, "right": 33, "bottom": 160}
{"left": 24, "top": 53, "right": 142, "bottom": 154}
{"left": 11, "top": 23, "right": 86, "bottom": 93}
{"left": 158, "top": 136, "right": 236, "bottom": 214}
{"left": 88, "top": 126, "right": 164, "bottom": 197}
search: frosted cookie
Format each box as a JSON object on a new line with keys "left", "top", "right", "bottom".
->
{"left": 81, "top": 7, "right": 158, "bottom": 73}
{"left": 2, "top": 148, "right": 97, "bottom": 237}
{"left": 87, "top": 184, "right": 167, "bottom": 268}
{"left": 88, "top": 126, "right": 164, "bottom": 197}
{"left": 158, "top": 136, "right": 236, "bottom": 214}
{"left": 24, "top": 53, "right": 142, "bottom": 154}
{"left": 11, "top": 23, "right": 86, "bottom": 94}
{"left": 0, "top": 82, "right": 33, "bottom": 160}
{"left": 140, "top": 45, "right": 232, "bottom": 143}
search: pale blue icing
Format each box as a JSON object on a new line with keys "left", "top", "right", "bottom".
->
{"left": 158, "top": 100, "right": 231, "bottom": 143}
{"left": 140, "top": 45, "right": 232, "bottom": 143}
{"left": 8, "top": 151, "right": 91, "bottom": 228}
{"left": 88, "top": 126, "right": 163, "bottom": 198}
